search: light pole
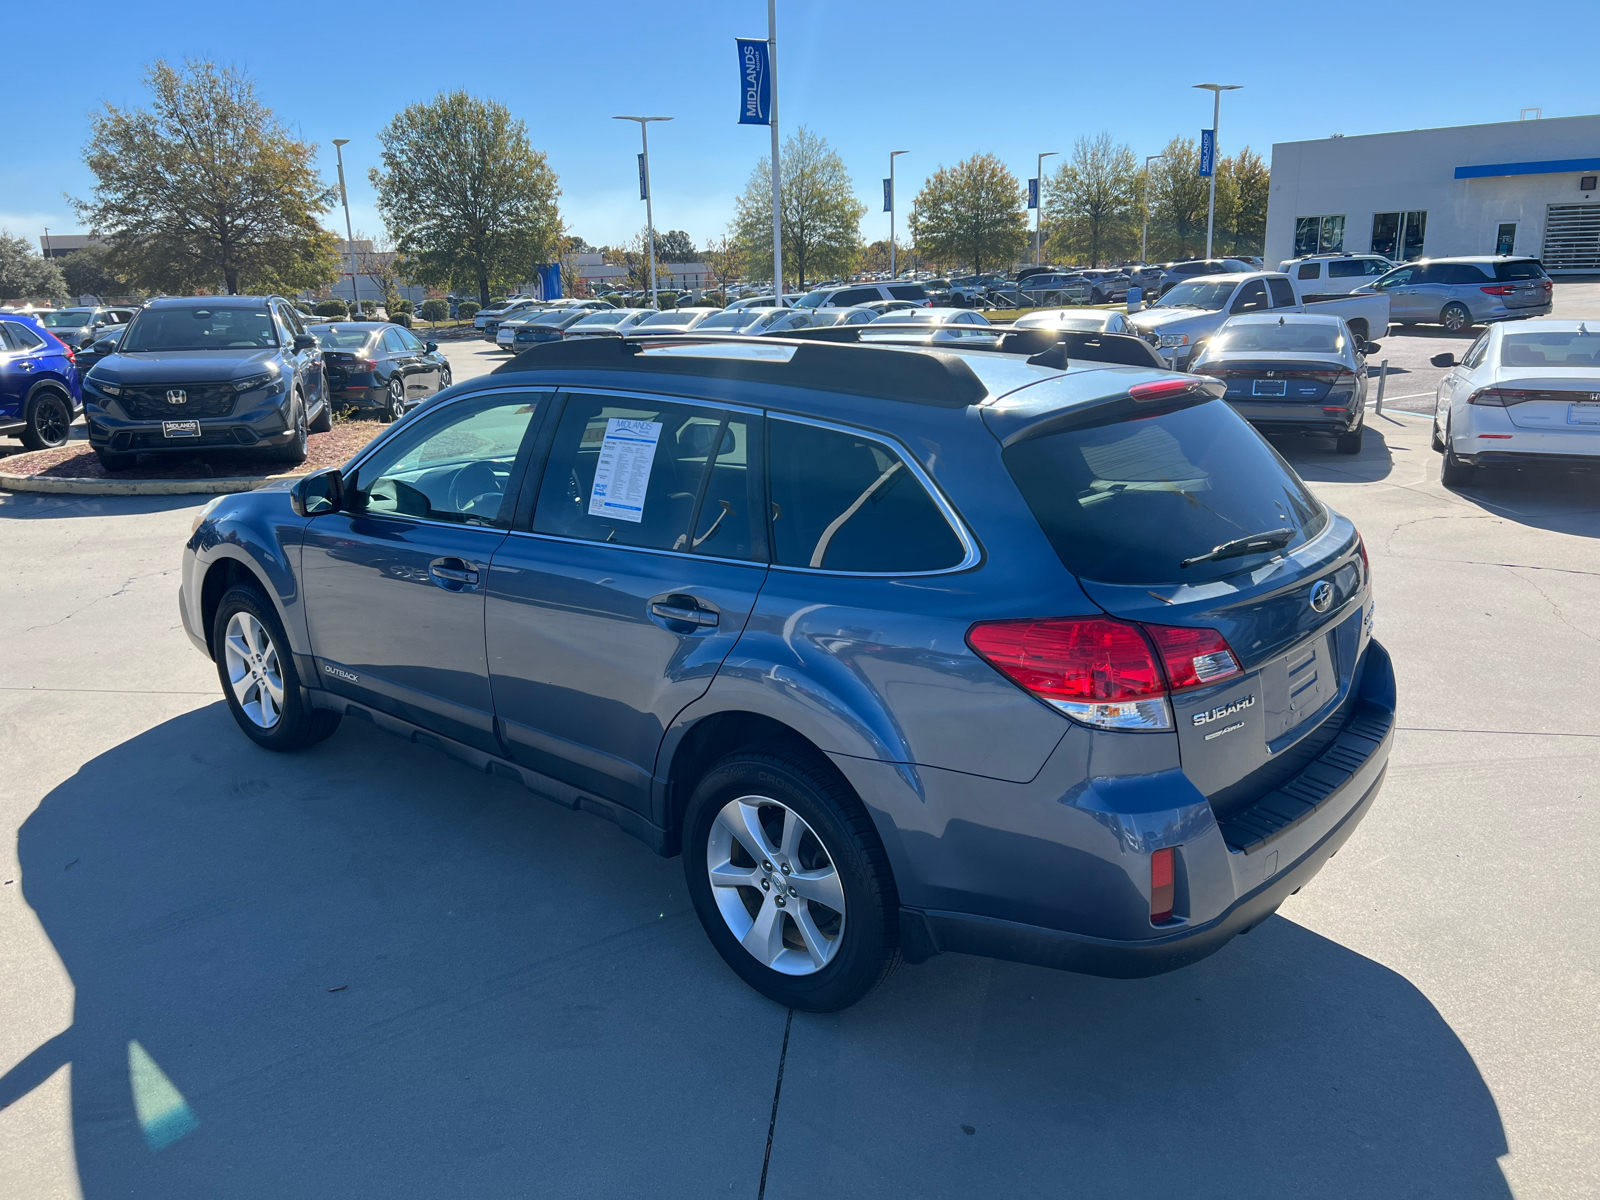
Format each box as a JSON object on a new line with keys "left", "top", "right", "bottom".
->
{"left": 1141, "top": 154, "right": 1165, "bottom": 263}
{"left": 614, "top": 116, "right": 672, "bottom": 308}
{"left": 1193, "top": 84, "right": 1241, "bottom": 259}
{"left": 1034, "top": 151, "right": 1057, "bottom": 266}
{"left": 766, "top": 0, "right": 783, "bottom": 297}
{"left": 331, "top": 139, "right": 360, "bottom": 313}
{"left": 888, "top": 150, "right": 908, "bottom": 279}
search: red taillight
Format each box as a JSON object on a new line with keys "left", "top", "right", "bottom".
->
{"left": 360, "top": 358, "right": 378, "bottom": 372}
{"left": 65, "top": 347, "right": 76, "bottom": 363}
{"left": 1151, "top": 848, "right": 1175, "bottom": 923}
{"left": 1128, "top": 378, "right": 1197, "bottom": 403}
{"left": 1469, "top": 387, "right": 1552, "bottom": 407}
{"left": 967, "top": 617, "right": 1240, "bottom": 731}
{"left": 1479, "top": 284, "right": 1516, "bottom": 296}
{"left": 1143, "top": 623, "right": 1242, "bottom": 691}
{"left": 1356, "top": 533, "right": 1369, "bottom": 577}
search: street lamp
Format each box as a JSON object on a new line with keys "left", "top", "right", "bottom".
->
{"left": 1141, "top": 154, "right": 1165, "bottom": 263}
{"left": 1192, "top": 84, "right": 1241, "bottom": 259}
{"left": 888, "top": 150, "right": 908, "bottom": 279}
{"left": 1034, "top": 151, "right": 1057, "bottom": 266}
{"left": 614, "top": 116, "right": 673, "bottom": 307}
{"left": 331, "top": 139, "right": 360, "bottom": 312}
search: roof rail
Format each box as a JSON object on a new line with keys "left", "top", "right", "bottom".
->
{"left": 786, "top": 324, "right": 1166, "bottom": 369}
{"left": 492, "top": 332, "right": 988, "bottom": 408}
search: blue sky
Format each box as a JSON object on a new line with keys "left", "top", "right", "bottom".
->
{"left": 6, "top": 0, "right": 1596, "bottom": 256}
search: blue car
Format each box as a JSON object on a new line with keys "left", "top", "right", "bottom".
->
{"left": 0, "top": 313, "right": 82, "bottom": 450}
{"left": 179, "top": 329, "right": 1393, "bottom": 1011}
{"left": 81, "top": 295, "right": 330, "bottom": 472}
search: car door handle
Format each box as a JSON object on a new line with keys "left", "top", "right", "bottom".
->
{"left": 649, "top": 600, "right": 719, "bottom": 627}
{"left": 429, "top": 558, "right": 480, "bottom": 590}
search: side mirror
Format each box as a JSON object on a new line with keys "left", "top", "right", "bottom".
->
{"left": 425, "top": 341, "right": 438, "bottom": 353}
{"left": 293, "top": 333, "right": 317, "bottom": 351}
{"left": 94, "top": 338, "right": 118, "bottom": 355}
{"left": 1430, "top": 352, "right": 1457, "bottom": 368}
{"left": 1361, "top": 340, "right": 1382, "bottom": 354}
{"left": 290, "top": 468, "right": 344, "bottom": 517}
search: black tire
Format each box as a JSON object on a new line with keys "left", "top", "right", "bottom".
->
{"left": 437, "top": 365, "right": 452, "bottom": 391}
{"left": 382, "top": 377, "right": 405, "bottom": 423}
{"left": 20, "top": 389, "right": 73, "bottom": 451}
{"left": 682, "top": 745, "right": 900, "bottom": 1012}
{"left": 308, "top": 394, "right": 332, "bottom": 434}
{"left": 1336, "top": 424, "right": 1364, "bottom": 455}
{"left": 271, "top": 395, "right": 309, "bottom": 464}
{"left": 1431, "top": 421, "right": 1446, "bottom": 453}
{"left": 1440, "top": 421, "right": 1477, "bottom": 486}
{"left": 94, "top": 448, "right": 138, "bottom": 472}
{"left": 1441, "top": 303, "right": 1473, "bottom": 334}
{"left": 211, "top": 584, "right": 341, "bottom": 751}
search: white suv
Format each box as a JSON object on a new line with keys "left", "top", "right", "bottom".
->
{"left": 1277, "top": 254, "right": 1394, "bottom": 301}
{"left": 793, "top": 281, "right": 932, "bottom": 309}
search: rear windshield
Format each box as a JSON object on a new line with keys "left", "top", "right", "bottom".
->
{"left": 1501, "top": 332, "right": 1600, "bottom": 368}
{"left": 311, "top": 327, "right": 374, "bottom": 349}
{"left": 1494, "top": 259, "right": 1548, "bottom": 281}
{"left": 1003, "top": 401, "right": 1327, "bottom": 585}
{"left": 1212, "top": 323, "right": 1346, "bottom": 354}
{"left": 121, "top": 306, "right": 279, "bottom": 351}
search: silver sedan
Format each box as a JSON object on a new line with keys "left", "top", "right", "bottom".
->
{"left": 1012, "top": 307, "right": 1134, "bottom": 335}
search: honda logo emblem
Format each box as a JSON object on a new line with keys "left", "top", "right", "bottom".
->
{"left": 166, "top": 389, "right": 187, "bottom": 405}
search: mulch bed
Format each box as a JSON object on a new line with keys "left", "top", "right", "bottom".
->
{"left": 4, "top": 421, "right": 383, "bottom": 481}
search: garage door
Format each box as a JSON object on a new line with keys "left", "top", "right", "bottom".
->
{"left": 1542, "top": 204, "right": 1600, "bottom": 270}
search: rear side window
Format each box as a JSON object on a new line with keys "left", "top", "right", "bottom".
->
{"left": 1, "top": 321, "right": 44, "bottom": 350}
{"left": 1003, "top": 402, "right": 1327, "bottom": 586}
{"left": 1443, "top": 264, "right": 1490, "bottom": 284}
{"left": 888, "top": 285, "right": 928, "bottom": 301}
{"left": 768, "top": 419, "right": 965, "bottom": 573}
{"left": 831, "top": 287, "right": 879, "bottom": 306}
{"left": 1494, "top": 259, "right": 1548, "bottom": 281}
{"left": 1267, "top": 277, "right": 1297, "bottom": 307}
{"left": 1297, "top": 263, "right": 1321, "bottom": 279}
{"left": 534, "top": 394, "right": 762, "bottom": 561}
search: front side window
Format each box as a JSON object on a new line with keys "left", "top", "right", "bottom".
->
{"left": 767, "top": 419, "right": 965, "bottom": 573}
{"left": 1370, "top": 266, "right": 1414, "bottom": 291}
{"left": 1462, "top": 333, "right": 1490, "bottom": 370}
{"left": 1231, "top": 280, "right": 1270, "bottom": 313}
{"left": 346, "top": 392, "right": 542, "bottom": 526}
{"left": 533, "top": 394, "right": 761, "bottom": 561}
{"left": 1327, "top": 259, "right": 1366, "bottom": 279}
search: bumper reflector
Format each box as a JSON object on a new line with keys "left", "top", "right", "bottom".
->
{"left": 1151, "top": 848, "right": 1175, "bottom": 923}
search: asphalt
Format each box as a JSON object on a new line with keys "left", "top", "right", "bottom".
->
{"left": 1, "top": 337, "right": 1598, "bottom": 1199}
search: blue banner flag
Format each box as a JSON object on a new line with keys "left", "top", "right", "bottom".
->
{"left": 637, "top": 153, "right": 648, "bottom": 200}
{"left": 1199, "top": 129, "right": 1216, "bottom": 177}
{"left": 1028, "top": 178, "right": 1039, "bottom": 209}
{"left": 736, "top": 38, "right": 772, "bottom": 125}
{"left": 883, "top": 178, "right": 892, "bottom": 212}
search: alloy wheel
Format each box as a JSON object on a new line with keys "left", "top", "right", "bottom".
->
{"left": 707, "top": 795, "right": 846, "bottom": 975}
{"left": 223, "top": 611, "right": 284, "bottom": 729}
{"left": 35, "top": 395, "right": 71, "bottom": 447}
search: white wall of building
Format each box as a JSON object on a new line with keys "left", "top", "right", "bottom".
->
{"left": 1266, "top": 114, "right": 1600, "bottom": 270}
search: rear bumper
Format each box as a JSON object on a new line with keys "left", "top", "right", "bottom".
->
{"left": 1235, "top": 401, "right": 1360, "bottom": 434}
{"left": 1463, "top": 449, "right": 1600, "bottom": 469}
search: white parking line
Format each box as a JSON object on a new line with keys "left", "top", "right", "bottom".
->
{"left": 1372, "top": 391, "right": 1434, "bottom": 402}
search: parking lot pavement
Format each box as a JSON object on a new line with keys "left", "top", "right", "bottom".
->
{"left": 434, "top": 331, "right": 507, "bottom": 386}
{"left": 2, "top": 415, "right": 1597, "bottom": 1197}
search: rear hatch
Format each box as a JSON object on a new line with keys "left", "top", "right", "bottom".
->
{"left": 1492, "top": 259, "right": 1552, "bottom": 311}
{"left": 993, "top": 386, "right": 1371, "bottom": 814}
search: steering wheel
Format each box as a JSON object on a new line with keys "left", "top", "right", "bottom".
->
{"left": 447, "top": 460, "right": 504, "bottom": 517}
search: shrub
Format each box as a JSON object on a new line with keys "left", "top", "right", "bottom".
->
{"left": 294, "top": 301, "right": 315, "bottom": 315}
{"left": 700, "top": 291, "right": 726, "bottom": 309}
{"left": 603, "top": 293, "right": 624, "bottom": 308}
{"left": 390, "top": 297, "right": 414, "bottom": 315}
{"left": 358, "top": 300, "right": 382, "bottom": 316}
{"left": 457, "top": 301, "right": 481, "bottom": 321}
{"left": 658, "top": 292, "right": 678, "bottom": 311}
{"left": 313, "top": 299, "right": 348, "bottom": 318}
{"left": 419, "top": 299, "right": 449, "bottom": 324}
{"left": 390, "top": 313, "right": 412, "bottom": 328}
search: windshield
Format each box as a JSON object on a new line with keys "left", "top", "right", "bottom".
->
{"left": 1153, "top": 281, "right": 1236, "bottom": 311}
{"left": 121, "top": 306, "right": 279, "bottom": 351}
{"left": 793, "top": 292, "right": 829, "bottom": 308}
{"left": 1003, "top": 400, "right": 1326, "bottom": 585}
{"left": 1211, "top": 324, "right": 1345, "bottom": 354}
{"left": 310, "top": 327, "right": 374, "bottom": 350}
{"left": 39, "top": 311, "right": 93, "bottom": 328}
{"left": 698, "top": 310, "right": 762, "bottom": 330}
{"left": 1501, "top": 331, "right": 1600, "bottom": 368}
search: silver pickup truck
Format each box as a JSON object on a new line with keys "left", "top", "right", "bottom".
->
{"left": 1127, "top": 271, "right": 1391, "bottom": 371}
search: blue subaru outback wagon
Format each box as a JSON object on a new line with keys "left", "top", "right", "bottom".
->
{"left": 179, "top": 328, "right": 1393, "bottom": 1011}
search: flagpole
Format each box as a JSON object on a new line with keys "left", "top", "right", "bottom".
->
{"left": 768, "top": 0, "right": 782, "bottom": 298}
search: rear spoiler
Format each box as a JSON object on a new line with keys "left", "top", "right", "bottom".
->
{"left": 784, "top": 324, "right": 1167, "bottom": 369}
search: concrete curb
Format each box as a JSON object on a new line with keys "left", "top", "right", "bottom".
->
{"left": 0, "top": 450, "right": 308, "bottom": 496}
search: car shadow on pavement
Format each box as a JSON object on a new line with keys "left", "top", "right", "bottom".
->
{"left": 764, "top": 912, "right": 1511, "bottom": 1199}
{"left": 0, "top": 492, "right": 205, "bottom": 520}
{"left": 1441, "top": 467, "right": 1600, "bottom": 537}
{"left": 1271, "top": 424, "right": 1398, "bottom": 484}
{"left": 0, "top": 705, "right": 785, "bottom": 1198}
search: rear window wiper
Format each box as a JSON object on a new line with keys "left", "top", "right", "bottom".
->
{"left": 1180, "top": 527, "right": 1294, "bottom": 569}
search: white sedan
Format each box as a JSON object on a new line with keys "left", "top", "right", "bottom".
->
{"left": 861, "top": 307, "right": 996, "bottom": 343}
{"left": 1431, "top": 320, "right": 1600, "bottom": 486}
{"left": 1012, "top": 307, "right": 1134, "bottom": 335}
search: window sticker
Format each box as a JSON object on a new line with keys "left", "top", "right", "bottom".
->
{"left": 588, "top": 417, "right": 663, "bottom": 523}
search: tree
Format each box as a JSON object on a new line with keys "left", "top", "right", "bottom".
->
{"left": 371, "top": 91, "right": 563, "bottom": 307}
{"left": 705, "top": 230, "right": 744, "bottom": 292}
{"left": 76, "top": 59, "right": 338, "bottom": 295}
{"left": 351, "top": 230, "right": 406, "bottom": 309}
{"left": 57, "top": 242, "right": 135, "bottom": 301}
{"left": 656, "top": 229, "right": 698, "bottom": 263}
{"left": 1043, "top": 133, "right": 1139, "bottom": 267}
{"left": 0, "top": 231, "right": 68, "bottom": 301}
{"left": 733, "top": 126, "right": 866, "bottom": 288}
{"left": 1219, "top": 147, "right": 1269, "bottom": 257}
{"left": 909, "top": 153, "right": 1027, "bottom": 275}
{"left": 1145, "top": 137, "right": 1212, "bottom": 260}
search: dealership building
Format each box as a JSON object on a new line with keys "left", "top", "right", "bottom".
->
{"left": 1265, "top": 113, "right": 1600, "bottom": 272}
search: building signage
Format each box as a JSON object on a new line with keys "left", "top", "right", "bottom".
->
{"left": 736, "top": 38, "right": 772, "bottom": 125}
{"left": 1199, "top": 129, "right": 1216, "bottom": 177}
